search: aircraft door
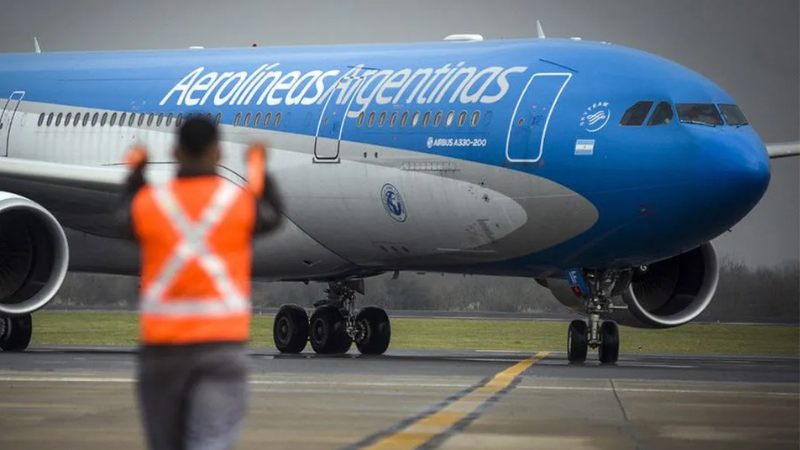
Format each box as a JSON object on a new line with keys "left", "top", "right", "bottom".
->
{"left": 314, "top": 75, "right": 367, "bottom": 161}
{"left": 0, "top": 91, "right": 25, "bottom": 157}
{"left": 505, "top": 73, "right": 571, "bottom": 163}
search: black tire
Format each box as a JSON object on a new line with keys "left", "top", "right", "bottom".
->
{"left": 598, "top": 321, "right": 620, "bottom": 364}
{"left": 354, "top": 307, "right": 391, "bottom": 355}
{"left": 273, "top": 304, "right": 309, "bottom": 354}
{"left": 309, "top": 305, "right": 349, "bottom": 355}
{"left": 567, "top": 319, "right": 588, "bottom": 364}
{"left": 0, "top": 314, "right": 32, "bottom": 352}
{"left": 338, "top": 332, "right": 353, "bottom": 354}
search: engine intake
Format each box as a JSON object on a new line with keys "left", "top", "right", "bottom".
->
{"left": 0, "top": 192, "right": 69, "bottom": 316}
{"left": 544, "top": 242, "right": 720, "bottom": 329}
{"left": 614, "top": 242, "right": 719, "bottom": 328}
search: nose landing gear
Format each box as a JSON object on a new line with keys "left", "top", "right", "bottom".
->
{"left": 564, "top": 268, "right": 627, "bottom": 365}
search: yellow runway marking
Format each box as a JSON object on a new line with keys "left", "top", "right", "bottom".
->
{"left": 354, "top": 351, "right": 549, "bottom": 450}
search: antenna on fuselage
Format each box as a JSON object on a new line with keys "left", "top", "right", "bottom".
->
{"left": 34, "top": 37, "right": 41, "bottom": 53}
{"left": 536, "top": 20, "right": 546, "bottom": 39}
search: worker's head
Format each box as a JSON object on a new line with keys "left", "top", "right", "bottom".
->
{"left": 174, "top": 115, "right": 221, "bottom": 170}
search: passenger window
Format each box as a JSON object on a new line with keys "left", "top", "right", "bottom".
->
{"left": 718, "top": 104, "right": 748, "bottom": 126}
{"left": 676, "top": 103, "right": 724, "bottom": 126}
{"left": 379, "top": 112, "right": 387, "bottom": 127}
{"left": 433, "top": 111, "right": 442, "bottom": 127}
{"left": 263, "top": 112, "right": 271, "bottom": 127}
{"left": 47, "top": 113, "right": 54, "bottom": 126}
{"left": 367, "top": 112, "right": 375, "bottom": 127}
{"left": 119, "top": 113, "right": 126, "bottom": 126}
{"left": 176, "top": 113, "right": 183, "bottom": 127}
{"left": 254, "top": 112, "right": 262, "bottom": 127}
{"left": 166, "top": 113, "right": 173, "bottom": 127}
{"left": 156, "top": 113, "right": 164, "bottom": 127}
{"left": 389, "top": 112, "right": 397, "bottom": 127}
{"left": 83, "top": 113, "right": 90, "bottom": 127}
{"left": 274, "top": 112, "right": 282, "bottom": 126}
{"left": 186, "top": 113, "right": 193, "bottom": 122}
{"left": 234, "top": 113, "right": 241, "bottom": 126}
{"left": 138, "top": 114, "right": 145, "bottom": 127}
{"left": 422, "top": 111, "right": 431, "bottom": 127}
{"left": 100, "top": 113, "right": 108, "bottom": 126}
{"left": 458, "top": 111, "right": 467, "bottom": 126}
{"left": 74, "top": 113, "right": 81, "bottom": 126}
{"left": 445, "top": 111, "right": 454, "bottom": 127}
{"left": 357, "top": 112, "right": 365, "bottom": 127}
{"left": 400, "top": 112, "right": 408, "bottom": 127}
{"left": 206, "top": 113, "right": 213, "bottom": 122}
{"left": 244, "top": 112, "right": 251, "bottom": 126}
{"left": 647, "top": 101, "right": 674, "bottom": 126}
{"left": 92, "top": 113, "right": 99, "bottom": 126}
{"left": 56, "top": 113, "right": 63, "bottom": 126}
{"left": 215, "top": 113, "right": 221, "bottom": 125}
{"left": 38, "top": 113, "right": 45, "bottom": 126}
{"left": 110, "top": 113, "right": 117, "bottom": 126}
{"left": 620, "top": 101, "right": 654, "bottom": 126}
{"left": 65, "top": 113, "right": 72, "bottom": 126}
{"left": 147, "top": 113, "right": 154, "bottom": 126}
{"left": 471, "top": 111, "right": 480, "bottom": 127}
{"left": 411, "top": 111, "right": 419, "bottom": 127}
{"left": 128, "top": 113, "right": 135, "bottom": 127}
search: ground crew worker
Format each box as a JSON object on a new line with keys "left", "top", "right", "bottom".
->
{"left": 116, "top": 115, "right": 284, "bottom": 450}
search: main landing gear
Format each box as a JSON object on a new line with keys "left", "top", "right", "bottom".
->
{"left": 272, "top": 280, "right": 391, "bottom": 356}
{"left": 565, "top": 268, "right": 627, "bottom": 365}
{"left": 0, "top": 314, "right": 33, "bottom": 352}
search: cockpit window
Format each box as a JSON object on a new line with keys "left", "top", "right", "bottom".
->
{"left": 718, "top": 104, "right": 748, "bottom": 126}
{"left": 647, "top": 101, "right": 674, "bottom": 126}
{"left": 675, "top": 103, "right": 724, "bottom": 127}
{"left": 619, "top": 101, "right": 654, "bottom": 126}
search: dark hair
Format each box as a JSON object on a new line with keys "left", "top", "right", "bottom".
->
{"left": 178, "top": 114, "right": 218, "bottom": 158}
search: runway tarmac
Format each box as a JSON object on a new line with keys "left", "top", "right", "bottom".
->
{"left": 1, "top": 346, "right": 798, "bottom": 450}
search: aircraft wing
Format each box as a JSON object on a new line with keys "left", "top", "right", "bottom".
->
{"left": 767, "top": 142, "right": 800, "bottom": 159}
{"left": 0, "top": 157, "right": 130, "bottom": 193}
{"left": 0, "top": 157, "right": 246, "bottom": 193}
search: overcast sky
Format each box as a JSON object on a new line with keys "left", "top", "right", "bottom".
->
{"left": 1, "top": 0, "right": 798, "bottom": 267}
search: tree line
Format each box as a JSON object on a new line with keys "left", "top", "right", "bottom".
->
{"left": 48, "top": 257, "right": 799, "bottom": 323}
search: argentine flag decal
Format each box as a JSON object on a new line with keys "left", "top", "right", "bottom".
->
{"left": 574, "top": 139, "right": 595, "bottom": 155}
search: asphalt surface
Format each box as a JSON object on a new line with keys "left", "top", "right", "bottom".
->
{"left": 1, "top": 346, "right": 798, "bottom": 449}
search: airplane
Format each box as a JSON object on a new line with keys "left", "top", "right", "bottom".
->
{"left": 0, "top": 33, "right": 797, "bottom": 364}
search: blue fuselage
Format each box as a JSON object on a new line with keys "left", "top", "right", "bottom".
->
{"left": 0, "top": 38, "right": 770, "bottom": 278}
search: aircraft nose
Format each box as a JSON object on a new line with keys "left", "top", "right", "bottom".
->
{"left": 695, "top": 131, "right": 771, "bottom": 230}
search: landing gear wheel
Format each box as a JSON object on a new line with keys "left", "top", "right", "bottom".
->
{"left": 567, "top": 319, "right": 588, "bottom": 364}
{"left": 598, "top": 321, "right": 619, "bottom": 364}
{"left": 0, "top": 314, "right": 32, "bottom": 352}
{"left": 273, "top": 304, "right": 309, "bottom": 354}
{"left": 337, "top": 332, "right": 353, "bottom": 354}
{"left": 354, "top": 307, "right": 391, "bottom": 356}
{"left": 309, "top": 305, "right": 350, "bottom": 355}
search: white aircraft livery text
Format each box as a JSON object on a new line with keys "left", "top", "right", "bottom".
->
{"left": 160, "top": 62, "right": 530, "bottom": 117}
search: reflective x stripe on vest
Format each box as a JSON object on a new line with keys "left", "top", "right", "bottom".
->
{"left": 141, "top": 180, "right": 249, "bottom": 317}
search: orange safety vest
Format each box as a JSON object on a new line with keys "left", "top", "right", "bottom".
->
{"left": 131, "top": 175, "right": 256, "bottom": 345}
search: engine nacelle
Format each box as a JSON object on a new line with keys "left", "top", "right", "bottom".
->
{"left": 545, "top": 242, "right": 720, "bottom": 329}
{"left": 0, "top": 192, "right": 69, "bottom": 316}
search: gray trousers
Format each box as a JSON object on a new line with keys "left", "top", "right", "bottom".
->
{"left": 136, "top": 342, "right": 248, "bottom": 450}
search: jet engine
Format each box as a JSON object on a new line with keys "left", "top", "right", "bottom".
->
{"left": 0, "top": 192, "right": 69, "bottom": 316}
{"left": 545, "top": 242, "right": 720, "bottom": 329}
